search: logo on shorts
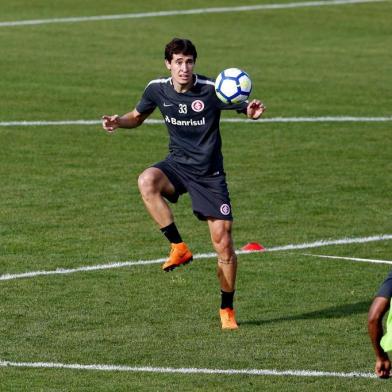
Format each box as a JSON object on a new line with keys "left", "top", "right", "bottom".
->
{"left": 220, "top": 204, "right": 231, "bottom": 216}
{"left": 191, "top": 100, "right": 204, "bottom": 112}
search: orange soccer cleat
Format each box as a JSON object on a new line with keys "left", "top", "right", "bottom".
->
{"left": 162, "top": 242, "right": 193, "bottom": 272}
{"left": 219, "top": 308, "right": 239, "bottom": 330}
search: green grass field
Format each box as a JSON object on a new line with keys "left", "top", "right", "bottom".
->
{"left": 1, "top": 0, "right": 392, "bottom": 390}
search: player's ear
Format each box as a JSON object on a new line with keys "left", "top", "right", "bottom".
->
{"left": 165, "top": 59, "right": 171, "bottom": 70}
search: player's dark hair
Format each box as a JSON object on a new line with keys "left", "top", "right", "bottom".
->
{"left": 164, "top": 38, "right": 197, "bottom": 63}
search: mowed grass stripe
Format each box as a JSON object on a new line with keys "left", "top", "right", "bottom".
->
{"left": 0, "top": 0, "right": 386, "bottom": 27}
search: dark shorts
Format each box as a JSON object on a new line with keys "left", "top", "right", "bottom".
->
{"left": 153, "top": 158, "right": 233, "bottom": 221}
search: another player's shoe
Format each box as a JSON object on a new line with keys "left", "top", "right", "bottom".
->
{"left": 220, "top": 308, "right": 239, "bottom": 330}
{"left": 162, "top": 242, "right": 193, "bottom": 272}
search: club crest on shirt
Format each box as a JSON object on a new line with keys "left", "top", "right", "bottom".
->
{"left": 191, "top": 100, "right": 204, "bottom": 112}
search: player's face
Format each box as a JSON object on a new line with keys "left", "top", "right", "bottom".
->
{"left": 165, "top": 53, "right": 195, "bottom": 90}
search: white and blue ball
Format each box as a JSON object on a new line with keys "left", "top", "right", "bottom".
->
{"left": 214, "top": 68, "right": 252, "bottom": 104}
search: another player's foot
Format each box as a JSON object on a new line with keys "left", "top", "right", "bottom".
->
{"left": 162, "top": 242, "right": 193, "bottom": 272}
{"left": 220, "top": 308, "right": 239, "bottom": 330}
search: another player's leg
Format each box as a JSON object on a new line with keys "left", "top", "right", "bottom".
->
{"left": 207, "top": 218, "right": 239, "bottom": 330}
{"left": 138, "top": 167, "right": 192, "bottom": 271}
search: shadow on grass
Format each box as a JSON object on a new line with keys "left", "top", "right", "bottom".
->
{"left": 240, "top": 300, "right": 370, "bottom": 326}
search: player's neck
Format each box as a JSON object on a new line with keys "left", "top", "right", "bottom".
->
{"left": 171, "top": 76, "right": 194, "bottom": 93}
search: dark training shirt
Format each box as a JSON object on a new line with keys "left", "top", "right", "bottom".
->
{"left": 136, "top": 74, "right": 248, "bottom": 175}
{"left": 377, "top": 270, "right": 392, "bottom": 298}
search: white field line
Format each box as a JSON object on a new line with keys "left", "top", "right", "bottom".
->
{"left": 1, "top": 116, "right": 392, "bottom": 128}
{"left": 261, "top": 234, "right": 392, "bottom": 252}
{"left": 0, "top": 0, "right": 386, "bottom": 28}
{"left": 219, "top": 116, "right": 392, "bottom": 123}
{"left": 0, "top": 359, "right": 376, "bottom": 379}
{"left": 1, "top": 234, "right": 391, "bottom": 282}
{"left": 303, "top": 253, "right": 392, "bottom": 265}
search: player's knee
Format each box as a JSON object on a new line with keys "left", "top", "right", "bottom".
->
{"left": 138, "top": 169, "right": 159, "bottom": 196}
{"left": 213, "top": 231, "right": 234, "bottom": 256}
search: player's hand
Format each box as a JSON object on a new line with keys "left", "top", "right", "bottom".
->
{"left": 246, "top": 99, "right": 266, "bottom": 120}
{"left": 102, "top": 114, "right": 120, "bottom": 133}
{"left": 375, "top": 357, "right": 391, "bottom": 378}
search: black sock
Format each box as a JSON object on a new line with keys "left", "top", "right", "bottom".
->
{"left": 160, "top": 222, "right": 183, "bottom": 244}
{"left": 220, "top": 290, "right": 235, "bottom": 310}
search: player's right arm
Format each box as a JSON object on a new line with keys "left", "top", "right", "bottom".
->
{"left": 102, "top": 108, "right": 152, "bottom": 133}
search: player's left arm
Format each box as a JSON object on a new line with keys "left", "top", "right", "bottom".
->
{"left": 246, "top": 99, "right": 266, "bottom": 120}
{"left": 368, "top": 296, "right": 391, "bottom": 378}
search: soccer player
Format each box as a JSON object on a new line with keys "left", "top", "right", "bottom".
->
{"left": 102, "top": 38, "right": 266, "bottom": 329}
{"left": 368, "top": 271, "right": 392, "bottom": 378}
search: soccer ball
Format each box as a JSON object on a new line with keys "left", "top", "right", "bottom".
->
{"left": 214, "top": 68, "right": 252, "bottom": 104}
